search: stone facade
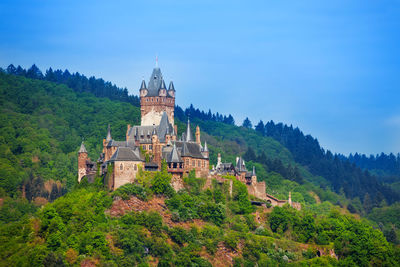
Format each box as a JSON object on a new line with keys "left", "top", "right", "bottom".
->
{"left": 111, "top": 161, "right": 143, "bottom": 189}
{"left": 140, "top": 97, "right": 175, "bottom": 126}
{"left": 78, "top": 64, "right": 209, "bottom": 191}
{"left": 77, "top": 62, "right": 300, "bottom": 210}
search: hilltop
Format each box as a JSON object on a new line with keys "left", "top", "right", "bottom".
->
{"left": 0, "top": 67, "right": 399, "bottom": 266}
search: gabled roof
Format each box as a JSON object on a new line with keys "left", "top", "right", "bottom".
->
{"left": 107, "top": 140, "right": 128, "bottom": 147}
{"left": 109, "top": 147, "right": 143, "bottom": 162}
{"left": 79, "top": 142, "right": 87, "bottom": 153}
{"left": 174, "top": 141, "right": 207, "bottom": 159}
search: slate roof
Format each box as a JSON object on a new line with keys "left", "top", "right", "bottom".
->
{"left": 109, "top": 147, "right": 143, "bottom": 162}
{"left": 236, "top": 157, "right": 247, "bottom": 172}
{"left": 107, "top": 140, "right": 129, "bottom": 147}
{"left": 168, "top": 81, "right": 175, "bottom": 91}
{"left": 168, "top": 143, "right": 182, "bottom": 163}
{"left": 185, "top": 119, "right": 193, "bottom": 142}
{"left": 79, "top": 142, "right": 87, "bottom": 153}
{"left": 140, "top": 79, "right": 147, "bottom": 90}
{"left": 173, "top": 141, "right": 207, "bottom": 159}
{"left": 127, "top": 112, "right": 174, "bottom": 143}
{"left": 144, "top": 67, "right": 174, "bottom": 97}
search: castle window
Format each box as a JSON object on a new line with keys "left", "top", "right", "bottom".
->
{"left": 192, "top": 160, "right": 195, "bottom": 167}
{"left": 198, "top": 160, "right": 201, "bottom": 167}
{"left": 149, "top": 145, "right": 153, "bottom": 150}
{"left": 120, "top": 164, "right": 123, "bottom": 170}
{"left": 156, "top": 98, "right": 159, "bottom": 102}
{"left": 185, "top": 159, "right": 189, "bottom": 166}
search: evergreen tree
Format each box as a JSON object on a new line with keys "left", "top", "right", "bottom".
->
{"left": 255, "top": 120, "right": 265, "bottom": 135}
{"left": 242, "top": 117, "right": 252, "bottom": 129}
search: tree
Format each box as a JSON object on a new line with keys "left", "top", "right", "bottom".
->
{"left": 255, "top": 120, "right": 265, "bottom": 135}
{"left": 242, "top": 117, "right": 252, "bottom": 129}
{"left": 6, "top": 64, "right": 16, "bottom": 74}
{"left": 243, "top": 147, "right": 256, "bottom": 162}
{"left": 363, "top": 193, "right": 373, "bottom": 214}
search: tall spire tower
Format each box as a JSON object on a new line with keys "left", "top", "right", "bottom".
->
{"left": 139, "top": 60, "right": 175, "bottom": 126}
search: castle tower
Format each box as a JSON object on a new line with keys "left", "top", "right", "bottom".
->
{"left": 78, "top": 141, "right": 88, "bottom": 182}
{"left": 195, "top": 126, "right": 201, "bottom": 144}
{"left": 140, "top": 62, "right": 175, "bottom": 126}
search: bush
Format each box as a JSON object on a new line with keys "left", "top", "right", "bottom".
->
{"left": 112, "top": 183, "right": 151, "bottom": 201}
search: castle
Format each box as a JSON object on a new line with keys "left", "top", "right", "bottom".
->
{"left": 78, "top": 63, "right": 299, "bottom": 209}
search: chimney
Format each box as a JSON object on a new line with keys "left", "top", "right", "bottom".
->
{"left": 217, "top": 153, "right": 222, "bottom": 166}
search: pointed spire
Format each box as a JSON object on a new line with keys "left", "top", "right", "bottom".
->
{"left": 203, "top": 141, "right": 208, "bottom": 152}
{"left": 186, "top": 118, "right": 193, "bottom": 142}
{"left": 79, "top": 141, "right": 87, "bottom": 153}
{"left": 168, "top": 142, "right": 182, "bottom": 163}
{"left": 168, "top": 81, "right": 175, "bottom": 91}
{"left": 106, "top": 124, "right": 112, "bottom": 141}
{"left": 252, "top": 166, "right": 256, "bottom": 176}
{"left": 152, "top": 125, "right": 157, "bottom": 136}
{"left": 140, "top": 79, "right": 147, "bottom": 90}
{"left": 160, "top": 78, "right": 166, "bottom": 89}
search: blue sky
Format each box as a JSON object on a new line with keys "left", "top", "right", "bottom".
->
{"left": 1, "top": 0, "right": 399, "bottom": 155}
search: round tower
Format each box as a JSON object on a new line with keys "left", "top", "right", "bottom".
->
{"left": 78, "top": 141, "right": 88, "bottom": 182}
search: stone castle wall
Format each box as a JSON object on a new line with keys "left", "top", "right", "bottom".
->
{"left": 140, "top": 96, "right": 175, "bottom": 126}
{"left": 113, "top": 161, "right": 142, "bottom": 189}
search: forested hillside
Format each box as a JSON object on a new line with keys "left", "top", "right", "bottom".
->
{"left": 0, "top": 67, "right": 400, "bottom": 265}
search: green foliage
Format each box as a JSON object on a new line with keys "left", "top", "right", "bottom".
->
{"left": 230, "top": 178, "right": 254, "bottom": 214}
{"left": 151, "top": 168, "right": 174, "bottom": 197}
{"left": 112, "top": 183, "right": 151, "bottom": 201}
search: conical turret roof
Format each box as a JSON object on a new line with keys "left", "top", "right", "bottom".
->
{"left": 79, "top": 141, "right": 87, "bottom": 153}
{"left": 168, "top": 81, "right": 175, "bottom": 91}
{"left": 203, "top": 141, "right": 208, "bottom": 152}
{"left": 185, "top": 119, "right": 193, "bottom": 142}
{"left": 160, "top": 78, "right": 166, "bottom": 90}
{"left": 140, "top": 79, "right": 147, "bottom": 90}
{"left": 168, "top": 142, "right": 182, "bottom": 163}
